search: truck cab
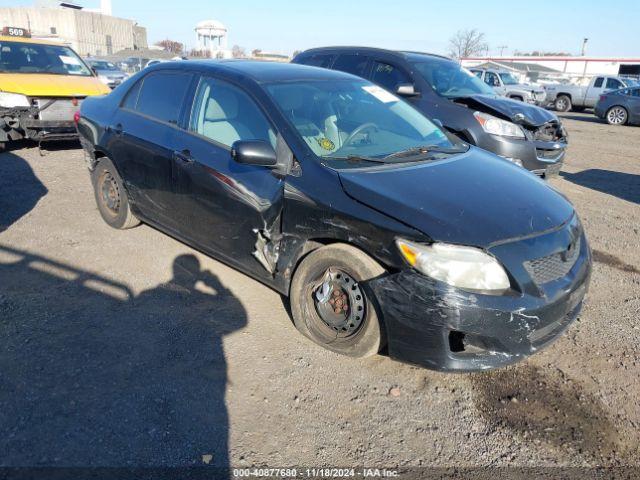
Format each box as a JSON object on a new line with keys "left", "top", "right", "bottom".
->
{"left": 0, "top": 27, "right": 110, "bottom": 148}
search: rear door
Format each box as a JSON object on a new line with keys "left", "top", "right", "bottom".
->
{"left": 106, "top": 70, "right": 193, "bottom": 227}
{"left": 170, "top": 75, "right": 285, "bottom": 278}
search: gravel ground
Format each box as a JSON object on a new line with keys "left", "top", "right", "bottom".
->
{"left": 0, "top": 112, "right": 638, "bottom": 471}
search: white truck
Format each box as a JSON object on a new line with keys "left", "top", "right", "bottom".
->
{"left": 469, "top": 68, "right": 547, "bottom": 105}
{"left": 544, "top": 76, "right": 639, "bottom": 112}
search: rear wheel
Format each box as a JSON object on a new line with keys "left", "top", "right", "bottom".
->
{"left": 555, "top": 95, "right": 572, "bottom": 112}
{"left": 605, "top": 106, "right": 628, "bottom": 125}
{"left": 290, "top": 243, "right": 386, "bottom": 358}
{"left": 91, "top": 157, "right": 140, "bottom": 229}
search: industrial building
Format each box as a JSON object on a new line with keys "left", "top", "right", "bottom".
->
{"left": 0, "top": 1, "right": 147, "bottom": 57}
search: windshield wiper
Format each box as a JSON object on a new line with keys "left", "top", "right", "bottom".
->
{"left": 324, "top": 155, "right": 387, "bottom": 164}
{"left": 384, "top": 145, "right": 466, "bottom": 161}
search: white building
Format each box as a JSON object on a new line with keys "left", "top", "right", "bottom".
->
{"left": 195, "top": 19, "right": 231, "bottom": 59}
{"left": 0, "top": 1, "right": 147, "bottom": 56}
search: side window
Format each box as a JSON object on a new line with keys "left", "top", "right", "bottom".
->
{"left": 135, "top": 71, "right": 192, "bottom": 124}
{"left": 593, "top": 77, "right": 604, "bottom": 88}
{"left": 300, "top": 54, "right": 335, "bottom": 68}
{"left": 121, "top": 79, "right": 141, "bottom": 109}
{"left": 606, "top": 78, "right": 622, "bottom": 90}
{"left": 332, "top": 54, "right": 370, "bottom": 77}
{"left": 631, "top": 88, "right": 640, "bottom": 97}
{"left": 371, "top": 61, "right": 412, "bottom": 92}
{"left": 471, "top": 70, "right": 483, "bottom": 78}
{"left": 484, "top": 71, "right": 500, "bottom": 87}
{"left": 190, "top": 77, "right": 276, "bottom": 148}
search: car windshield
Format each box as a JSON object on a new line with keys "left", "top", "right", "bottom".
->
{"left": 266, "top": 80, "right": 464, "bottom": 161}
{"left": 89, "top": 60, "right": 118, "bottom": 71}
{"left": 0, "top": 40, "right": 92, "bottom": 76}
{"left": 412, "top": 58, "right": 495, "bottom": 98}
{"left": 499, "top": 72, "right": 520, "bottom": 85}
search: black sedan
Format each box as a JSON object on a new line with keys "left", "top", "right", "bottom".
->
{"left": 594, "top": 86, "right": 640, "bottom": 126}
{"left": 77, "top": 60, "right": 591, "bottom": 372}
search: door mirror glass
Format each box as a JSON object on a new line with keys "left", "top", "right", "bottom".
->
{"left": 231, "top": 140, "right": 277, "bottom": 166}
{"left": 396, "top": 83, "right": 419, "bottom": 97}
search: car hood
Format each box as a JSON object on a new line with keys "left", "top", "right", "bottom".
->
{"left": 0, "top": 73, "right": 111, "bottom": 97}
{"left": 337, "top": 148, "right": 574, "bottom": 247}
{"left": 453, "top": 94, "right": 556, "bottom": 127}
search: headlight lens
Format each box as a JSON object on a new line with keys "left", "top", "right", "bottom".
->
{"left": 0, "top": 92, "right": 30, "bottom": 108}
{"left": 473, "top": 111, "right": 525, "bottom": 138}
{"left": 396, "top": 239, "right": 511, "bottom": 293}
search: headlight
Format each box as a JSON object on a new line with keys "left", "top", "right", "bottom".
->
{"left": 0, "top": 92, "right": 30, "bottom": 108}
{"left": 396, "top": 239, "right": 511, "bottom": 293}
{"left": 473, "top": 111, "right": 525, "bottom": 138}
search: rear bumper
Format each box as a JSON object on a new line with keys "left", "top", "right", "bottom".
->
{"left": 369, "top": 230, "right": 591, "bottom": 372}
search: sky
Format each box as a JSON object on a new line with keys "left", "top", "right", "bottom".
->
{"left": 5, "top": 0, "right": 640, "bottom": 57}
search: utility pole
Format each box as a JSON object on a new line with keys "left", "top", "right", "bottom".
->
{"left": 581, "top": 38, "right": 589, "bottom": 56}
{"left": 497, "top": 45, "right": 508, "bottom": 56}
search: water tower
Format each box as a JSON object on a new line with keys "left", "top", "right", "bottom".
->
{"left": 195, "top": 20, "right": 231, "bottom": 58}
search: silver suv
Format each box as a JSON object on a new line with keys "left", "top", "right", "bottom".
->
{"left": 470, "top": 68, "right": 546, "bottom": 105}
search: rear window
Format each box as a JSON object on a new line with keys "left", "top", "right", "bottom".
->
{"left": 134, "top": 72, "right": 192, "bottom": 124}
{"left": 593, "top": 77, "right": 604, "bottom": 88}
{"left": 332, "top": 54, "right": 370, "bottom": 77}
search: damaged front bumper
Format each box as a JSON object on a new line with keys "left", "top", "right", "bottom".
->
{"left": 369, "top": 227, "right": 591, "bottom": 372}
{"left": 1, "top": 100, "right": 81, "bottom": 143}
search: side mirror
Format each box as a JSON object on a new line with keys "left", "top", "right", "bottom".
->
{"left": 231, "top": 140, "right": 277, "bottom": 167}
{"left": 396, "top": 83, "right": 419, "bottom": 97}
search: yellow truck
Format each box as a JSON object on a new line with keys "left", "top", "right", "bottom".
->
{"left": 0, "top": 27, "right": 111, "bottom": 148}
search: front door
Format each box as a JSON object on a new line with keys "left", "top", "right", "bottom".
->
{"left": 106, "top": 70, "right": 193, "bottom": 227}
{"left": 171, "top": 75, "right": 284, "bottom": 279}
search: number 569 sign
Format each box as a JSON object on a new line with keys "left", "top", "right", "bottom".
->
{"left": 2, "top": 27, "right": 31, "bottom": 38}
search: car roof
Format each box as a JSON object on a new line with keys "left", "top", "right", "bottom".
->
{"left": 0, "top": 35, "right": 70, "bottom": 46}
{"left": 148, "top": 59, "right": 359, "bottom": 83}
{"left": 297, "top": 46, "right": 451, "bottom": 62}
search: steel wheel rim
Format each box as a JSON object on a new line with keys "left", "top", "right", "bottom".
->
{"left": 99, "top": 172, "right": 120, "bottom": 215}
{"left": 556, "top": 98, "right": 567, "bottom": 110}
{"left": 312, "top": 268, "right": 366, "bottom": 338}
{"left": 607, "top": 107, "right": 626, "bottom": 124}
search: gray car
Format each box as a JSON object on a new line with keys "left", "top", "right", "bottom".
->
{"left": 86, "top": 59, "right": 129, "bottom": 89}
{"left": 594, "top": 86, "right": 640, "bottom": 125}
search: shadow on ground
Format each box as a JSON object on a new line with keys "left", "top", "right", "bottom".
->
{"left": 558, "top": 114, "right": 602, "bottom": 124}
{"left": 0, "top": 245, "right": 246, "bottom": 470}
{"left": 0, "top": 152, "right": 48, "bottom": 232}
{"left": 470, "top": 364, "right": 631, "bottom": 464}
{"left": 560, "top": 169, "right": 640, "bottom": 205}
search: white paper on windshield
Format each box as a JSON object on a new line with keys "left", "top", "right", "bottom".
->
{"left": 59, "top": 55, "right": 81, "bottom": 65}
{"left": 362, "top": 85, "right": 399, "bottom": 103}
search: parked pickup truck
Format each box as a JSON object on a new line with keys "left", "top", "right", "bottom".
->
{"left": 544, "top": 76, "right": 640, "bottom": 112}
{"left": 470, "top": 68, "right": 547, "bottom": 105}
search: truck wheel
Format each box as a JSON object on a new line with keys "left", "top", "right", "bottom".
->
{"left": 290, "top": 243, "right": 386, "bottom": 358}
{"left": 91, "top": 157, "right": 140, "bottom": 229}
{"left": 605, "top": 106, "right": 628, "bottom": 125}
{"left": 555, "top": 95, "right": 572, "bottom": 112}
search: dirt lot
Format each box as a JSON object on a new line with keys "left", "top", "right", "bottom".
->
{"left": 0, "top": 112, "right": 638, "bottom": 471}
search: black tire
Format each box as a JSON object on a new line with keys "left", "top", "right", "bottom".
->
{"left": 572, "top": 106, "right": 586, "bottom": 112}
{"left": 91, "top": 157, "right": 140, "bottom": 229}
{"left": 290, "top": 243, "right": 386, "bottom": 358}
{"left": 605, "top": 106, "right": 628, "bottom": 126}
{"left": 555, "top": 95, "right": 572, "bottom": 112}
{"left": 510, "top": 95, "right": 524, "bottom": 102}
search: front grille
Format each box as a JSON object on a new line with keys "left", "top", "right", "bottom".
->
{"left": 524, "top": 236, "right": 581, "bottom": 284}
{"left": 533, "top": 121, "right": 564, "bottom": 142}
{"left": 34, "top": 98, "right": 84, "bottom": 122}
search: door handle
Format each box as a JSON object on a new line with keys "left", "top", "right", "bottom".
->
{"left": 173, "top": 149, "right": 193, "bottom": 163}
{"left": 107, "top": 123, "right": 123, "bottom": 136}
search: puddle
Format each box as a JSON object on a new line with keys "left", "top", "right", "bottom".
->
{"left": 470, "top": 365, "right": 626, "bottom": 463}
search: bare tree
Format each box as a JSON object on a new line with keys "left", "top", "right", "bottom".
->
{"left": 448, "top": 29, "right": 488, "bottom": 60}
{"left": 154, "top": 39, "right": 184, "bottom": 54}
{"left": 231, "top": 45, "right": 246, "bottom": 58}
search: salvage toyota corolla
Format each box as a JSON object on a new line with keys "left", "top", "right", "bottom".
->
{"left": 77, "top": 60, "right": 591, "bottom": 371}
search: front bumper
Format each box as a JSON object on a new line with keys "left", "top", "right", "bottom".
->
{"left": 0, "top": 105, "right": 79, "bottom": 142}
{"left": 369, "top": 223, "right": 591, "bottom": 372}
{"left": 475, "top": 132, "right": 566, "bottom": 178}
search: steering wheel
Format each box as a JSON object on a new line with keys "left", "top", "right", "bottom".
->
{"left": 342, "top": 123, "right": 379, "bottom": 147}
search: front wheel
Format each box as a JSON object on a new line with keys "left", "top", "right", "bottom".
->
{"left": 91, "top": 157, "right": 140, "bottom": 229}
{"left": 555, "top": 95, "right": 572, "bottom": 112}
{"left": 290, "top": 243, "right": 386, "bottom": 358}
{"left": 605, "top": 106, "right": 628, "bottom": 125}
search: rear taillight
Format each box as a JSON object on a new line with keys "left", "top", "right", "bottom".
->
{"left": 73, "top": 111, "right": 81, "bottom": 125}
